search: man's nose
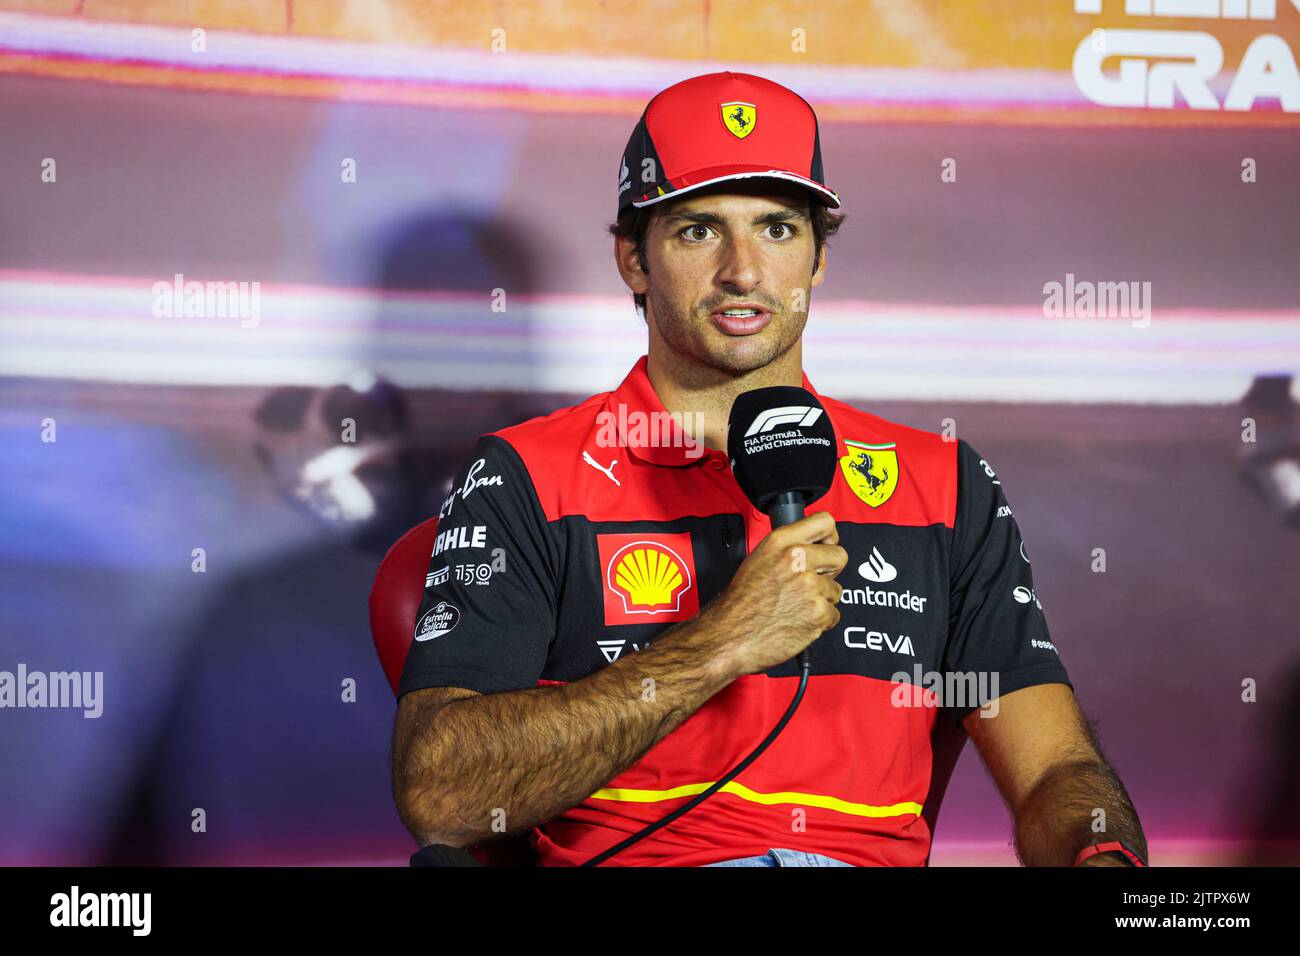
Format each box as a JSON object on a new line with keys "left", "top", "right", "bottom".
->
{"left": 715, "top": 234, "right": 761, "bottom": 292}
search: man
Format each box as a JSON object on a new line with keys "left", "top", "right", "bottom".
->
{"left": 391, "top": 71, "right": 1147, "bottom": 868}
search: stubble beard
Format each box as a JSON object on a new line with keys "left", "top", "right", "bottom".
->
{"left": 647, "top": 284, "right": 803, "bottom": 377}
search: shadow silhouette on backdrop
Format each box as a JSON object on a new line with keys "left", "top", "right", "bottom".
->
{"left": 101, "top": 208, "right": 562, "bottom": 863}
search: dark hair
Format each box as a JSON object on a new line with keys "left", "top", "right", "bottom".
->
{"left": 607, "top": 191, "right": 846, "bottom": 320}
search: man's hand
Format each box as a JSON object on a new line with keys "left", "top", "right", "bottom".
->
{"left": 694, "top": 510, "right": 848, "bottom": 679}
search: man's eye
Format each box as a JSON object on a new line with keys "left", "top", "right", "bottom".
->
{"left": 765, "top": 223, "right": 797, "bottom": 240}
{"left": 681, "top": 224, "right": 714, "bottom": 241}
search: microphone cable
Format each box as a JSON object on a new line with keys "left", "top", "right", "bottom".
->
{"left": 579, "top": 648, "right": 812, "bottom": 867}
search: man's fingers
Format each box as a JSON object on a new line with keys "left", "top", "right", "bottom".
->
{"left": 809, "top": 542, "right": 848, "bottom": 574}
{"left": 776, "top": 510, "right": 839, "bottom": 546}
{"left": 781, "top": 542, "right": 846, "bottom": 576}
{"left": 806, "top": 510, "right": 839, "bottom": 545}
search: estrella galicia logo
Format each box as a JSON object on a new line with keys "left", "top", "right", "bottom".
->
{"left": 414, "top": 601, "right": 461, "bottom": 642}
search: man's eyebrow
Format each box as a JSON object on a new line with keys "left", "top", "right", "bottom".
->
{"left": 662, "top": 207, "right": 811, "bottom": 227}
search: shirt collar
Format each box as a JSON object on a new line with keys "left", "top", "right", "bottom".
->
{"left": 603, "top": 354, "right": 849, "bottom": 468}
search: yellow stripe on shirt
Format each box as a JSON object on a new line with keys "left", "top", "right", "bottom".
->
{"left": 588, "top": 781, "right": 922, "bottom": 819}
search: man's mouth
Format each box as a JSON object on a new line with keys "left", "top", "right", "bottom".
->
{"left": 710, "top": 304, "right": 772, "bottom": 335}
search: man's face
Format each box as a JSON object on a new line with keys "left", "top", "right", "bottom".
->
{"left": 617, "top": 181, "right": 827, "bottom": 375}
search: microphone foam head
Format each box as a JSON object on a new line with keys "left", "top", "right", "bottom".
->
{"left": 727, "top": 386, "right": 837, "bottom": 512}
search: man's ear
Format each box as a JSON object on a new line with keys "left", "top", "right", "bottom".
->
{"left": 810, "top": 242, "right": 827, "bottom": 289}
{"left": 613, "top": 233, "right": 650, "bottom": 295}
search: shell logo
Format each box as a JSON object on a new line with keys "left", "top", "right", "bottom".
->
{"left": 609, "top": 543, "right": 690, "bottom": 612}
{"left": 597, "top": 532, "right": 699, "bottom": 625}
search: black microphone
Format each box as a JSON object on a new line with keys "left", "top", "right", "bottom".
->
{"left": 728, "top": 385, "right": 839, "bottom": 672}
{"left": 727, "top": 386, "right": 838, "bottom": 530}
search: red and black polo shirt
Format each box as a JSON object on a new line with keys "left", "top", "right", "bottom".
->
{"left": 399, "top": 353, "right": 1071, "bottom": 866}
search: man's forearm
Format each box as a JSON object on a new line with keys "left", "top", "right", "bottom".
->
{"left": 395, "top": 618, "right": 737, "bottom": 848}
{"left": 1012, "top": 758, "right": 1148, "bottom": 866}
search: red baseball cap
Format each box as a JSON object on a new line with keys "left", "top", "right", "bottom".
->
{"left": 617, "top": 71, "right": 840, "bottom": 219}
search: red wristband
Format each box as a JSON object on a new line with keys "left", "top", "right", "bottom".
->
{"left": 1073, "top": 840, "right": 1146, "bottom": 867}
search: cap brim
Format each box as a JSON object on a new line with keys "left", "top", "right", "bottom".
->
{"left": 631, "top": 169, "right": 841, "bottom": 210}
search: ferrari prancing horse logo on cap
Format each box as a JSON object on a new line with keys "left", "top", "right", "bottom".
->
{"left": 721, "top": 102, "right": 757, "bottom": 139}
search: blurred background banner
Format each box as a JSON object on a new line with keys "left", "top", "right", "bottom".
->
{"left": 1, "top": 1, "right": 1298, "bottom": 865}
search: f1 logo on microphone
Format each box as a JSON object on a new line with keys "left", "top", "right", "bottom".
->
{"left": 743, "top": 406, "right": 824, "bottom": 437}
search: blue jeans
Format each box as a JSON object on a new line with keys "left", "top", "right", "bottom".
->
{"left": 704, "top": 847, "right": 855, "bottom": 867}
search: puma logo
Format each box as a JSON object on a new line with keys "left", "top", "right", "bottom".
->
{"left": 582, "top": 450, "right": 621, "bottom": 486}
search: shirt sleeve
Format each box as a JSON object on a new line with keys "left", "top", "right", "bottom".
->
{"left": 942, "top": 438, "right": 1072, "bottom": 724}
{"left": 397, "top": 433, "right": 560, "bottom": 698}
